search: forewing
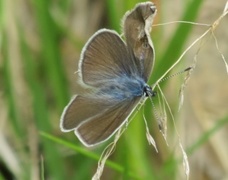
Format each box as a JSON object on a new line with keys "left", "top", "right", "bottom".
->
{"left": 79, "top": 29, "right": 136, "bottom": 87}
{"left": 60, "top": 95, "right": 114, "bottom": 131}
{"left": 123, "top": 2, "right": 156, "bottom": 81}
{"left": 75, "top": 97, "right": 141, "bottom": 147}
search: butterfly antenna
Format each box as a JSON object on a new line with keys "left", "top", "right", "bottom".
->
{"left": 158, "top": 67, "right": 192, "bottom": 84}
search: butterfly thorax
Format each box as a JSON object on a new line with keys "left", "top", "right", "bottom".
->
{"left": 96, "top": 75, "right": 149, "bottom": 100}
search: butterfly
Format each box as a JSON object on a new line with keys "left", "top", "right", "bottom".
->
{"left": 60, "top": 2, "right": 157, "bottom": 147}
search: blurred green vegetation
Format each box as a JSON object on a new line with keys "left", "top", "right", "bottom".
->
{"left": 1, "top": 0, "right": 227, "bottom": 180}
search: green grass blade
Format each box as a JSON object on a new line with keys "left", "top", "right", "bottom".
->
{"left": 187, "top": 115, "right": 228, "bottom": 155}
{"left": 2, "top": 32, "right": 23, "bottom": 136}
{"left": 40, "top": 131, "right": 141, "bottom": 179}
{"left": 32, "top": 0, "right": 69, "bottom": 111}
{"left": 19, "top": 32, "right": 66, "bottom": 180}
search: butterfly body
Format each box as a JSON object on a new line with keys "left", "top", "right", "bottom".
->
{"left": 97, "top": 76, "right": 147, "bottom": 100}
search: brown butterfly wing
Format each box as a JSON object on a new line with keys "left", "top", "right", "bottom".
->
{"left": 76, "top": 97, "right": 141, "bottom": 146}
